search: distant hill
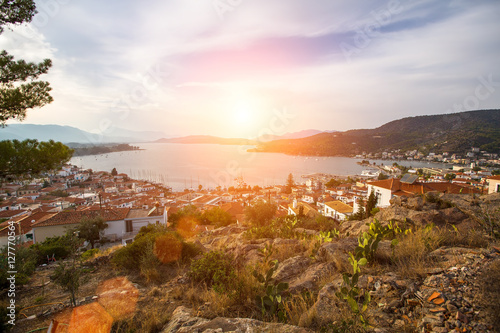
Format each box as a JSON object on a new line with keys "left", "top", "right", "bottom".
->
{"left": 154, "top": 135, "right": 257, "bottom": 145}
{"left": 251, "top": 110, "right": 500, "bottom": 156}
{"left": 155, "top": 130, "right": 331, "bottom": 145}
{"left": 256, "top": 129, "right": 333, "bottom": 142}
{"left": 0, "top": 124, "right": 166, "bottom": 143}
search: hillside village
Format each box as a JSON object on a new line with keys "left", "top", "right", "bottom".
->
{"left": 355, "top": 147, "right": 500, "bottom": 166}
{"left": 1, "top": 163, "right": 499, "bottom": 248}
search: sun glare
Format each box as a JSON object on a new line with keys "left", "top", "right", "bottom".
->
{"left": 234, "top": 102, "right": 252, "bottom": 124}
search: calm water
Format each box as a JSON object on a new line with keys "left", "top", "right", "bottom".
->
{"left": 71, "top": 143, "right": 449, "bottom": 191}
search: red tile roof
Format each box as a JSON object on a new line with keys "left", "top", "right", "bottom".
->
{"left": 368, "top": 179, "right": 480, "bottom": 195}
{"left": 0, "top": 212, "right": 56, "bottom": 237}
{"left": 33, "top": 208, "right": 130, "bottom": 228}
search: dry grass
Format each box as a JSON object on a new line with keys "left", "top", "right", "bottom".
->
{"left": 174, "top": 264, "right": 261, "bottom": 320}
{"left": 274, "top": 242, "right": 307, "bottom": 263}
{"left": 391, "top": 229, "right": 440, "bottom": 279}
{"left": 111, "top": 299, "right": 174, "bottom": 333}
{"left": 437, "top": 226, "right": 490, "bottom": 248}
{"left": 283, "top": 292, "right": 316, "bottom": 327}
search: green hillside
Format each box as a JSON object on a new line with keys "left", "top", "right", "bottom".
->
{"left": 253, "top": 109, "right": 500, "bottom": 156}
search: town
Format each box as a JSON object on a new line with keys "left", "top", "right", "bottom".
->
{"left": 2, "top": 160, "right": 499, "bottom": 248}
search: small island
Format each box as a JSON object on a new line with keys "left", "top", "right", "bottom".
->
{"left": 71, "top": 143, "right": 143, "bottom": 156}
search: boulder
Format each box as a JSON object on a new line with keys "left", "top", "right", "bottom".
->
{"left": 161, "top": 306, "right": 313, "bottom": 333}
{"left": 301, "top": 283, "right": 340, "bottom": 326}
{"left": 317, "top": 238, "right": 357, "bottom": 263}
{"left": 288, "top": 262, "right": 338, "bottom": 294}
{"left": 273, "top": 256, "right": 312, "bottom": 282}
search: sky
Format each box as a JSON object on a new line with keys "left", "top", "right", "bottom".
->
{"left": 1, "top": 0, "right": 500, "bottom": 139}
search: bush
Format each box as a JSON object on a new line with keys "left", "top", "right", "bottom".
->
{"left": 188, "top": 251, "right": 237, "bottom": 294}
{"left": 181, "top": 241, "right": 204, "bottom": 262}
{"left": 31, "top": 234, "right": 81, "bottom": 264}
{"left": 81, "top": 248, "right": 99, "bottom": 261}
{"left": 244, "top": 217, "right": 301, "bottom": 240}
{"left": 112, "top": 232, "right": 158, "bottom": 271}
{"left": 0, "top": 245, "right": 37, "bottom": 289}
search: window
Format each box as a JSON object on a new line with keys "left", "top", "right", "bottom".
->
{"left": 125, "top": 220, "right": 133, "bottom": 233}
{"left": 497, "top": 184, "right": 500, "bottom": 193}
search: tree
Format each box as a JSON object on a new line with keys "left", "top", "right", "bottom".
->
{"left": 444, "top": 173, "right": 457, "bottom": 181}
{"left": 244, "top": 201, "right": 277, "bottom": 226}
{"left": 365, "top": 191, "right": 379, "bottom": 218}
{"left": 111, "top": 167, "right": 118, "bottom": 176}
{"left": 377, "top": 173, "right": 388, "bottom": 180}
{"left": 325, "top": 178, "right": 341, "bottom": 188}
{"left": 0, "top": 1, "right": 37, "bottom": 32}
{"left": 1, "top": 1, "right": 53, "bottom": 124}
{"left": 201, "top": 207, "right": 234, "bottom": 227}
{"left": 0, "top": 139, "right": 73, "bottom": 179}
{"left": 52, "top": 261, "right": 81, "bottom": 307}
{"left": 73, "top": 216, "right": 107, "bottom": 249}
{"left": 351, "top": 197, "right": 365, "bottom": 220}
{"left": 168, "top": 204, "right": 201, "bottom": 227}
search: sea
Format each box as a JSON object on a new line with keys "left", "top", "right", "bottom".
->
{"left": 70, "top": 143, "right": 450, "bottom": 191}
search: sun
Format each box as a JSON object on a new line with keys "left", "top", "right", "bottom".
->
{"left": 234, "top": 102, "right": 252, "bottom": 124}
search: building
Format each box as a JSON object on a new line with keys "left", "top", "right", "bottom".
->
{"left": 288, "top": 199, "right": 320, "bottom": 218}
{"left": 487, "top": 176, "right": 500, "bottom": 194}
{"left": 324, "top": 200, "right": 353, "bottom": 221}
{"left": 32, "top": 208, "right": 131, "bottom": 244}
{"left": 367, "top": 175, "right": 480, "bottom": 208}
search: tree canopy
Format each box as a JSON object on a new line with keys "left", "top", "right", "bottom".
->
{"left": 1, "top": 0, "right": 53, "bottom": 125}
{"left": 0, "top": 0, "right": 37, "bottom": 33}
{"left": 0, "top": 139, "right": 74, "bottom": 179}
{"left": 244, "top": 201, "right": 277, "bottom": 226}
{"left": 73, "top": 216, "right": 108, "bottom": 249}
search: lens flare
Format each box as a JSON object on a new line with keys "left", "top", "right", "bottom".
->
{"left": 154, "top": 233, "right": 183, "bottom": 263}
{"left": 96, "top": 277, "right": 139, "bottom": 321}
{"left": 68, "top": 302, "right": 113, "bottom": 333}
{"left": 176, "top": 216, "right": 199, "bottom": 239}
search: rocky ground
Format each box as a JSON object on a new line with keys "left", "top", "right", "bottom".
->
{"left": 8, "top": 193, "right": 500, "bottom": 333}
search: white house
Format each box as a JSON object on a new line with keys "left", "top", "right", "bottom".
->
{"left": 488, "top": 176, "right": 500, "bottom": 194}
{"left": 324, "top": 201, "right": 353, "bottom": 221}
{"left": 108, "top": 207, "right": 168, "bottom": 244}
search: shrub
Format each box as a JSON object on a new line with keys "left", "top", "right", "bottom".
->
{"left": 181, "top": 241, "right": 204, "bottom": 262}
{"left": 81, "top": 248, "right": 99, "bottom": 261}
{"left": 31, "top": 234, "right": 81, "bottom": 264}
{"left": 244, "top": 217, "right": 301, "bottom": 240}
{"left": 188, "top": 251, "right": 237, "bottom": 294}
{"left": 112, "top": 232, "right": 158, "bottom": 271}
{"left": 0, "top": 244, "right": 37, "bottom": 288}
{"left": 245, "top": 201, "right": 277, "bottom": 227}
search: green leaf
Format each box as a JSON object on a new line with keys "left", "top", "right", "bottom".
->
{"left": 277, "top": 282, "right": 288, "bottom": 293}
{"left": 358, "top": 257, "right": 368, "bottom": 266}
{"left": 352, "top": 272, "right": 359, "bottom": 285}
{"left": 347, "top": 296, "right": 359, "bottom": 313}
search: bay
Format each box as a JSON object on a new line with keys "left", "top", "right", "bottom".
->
{"left": 70, "top": 143, "right": 450, "bottom": 191}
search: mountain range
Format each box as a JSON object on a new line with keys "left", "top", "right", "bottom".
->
{"left": 2, "top": 110, "right": 498, "bottom": 156}
{"left": 251, "top": 109, "right": 500, "bottom": 156}
{"left": 153, "top": 129, "right": 328, "bottom": 145}
{"left": 0, "top": 124, "right": 166, "bottom": 144}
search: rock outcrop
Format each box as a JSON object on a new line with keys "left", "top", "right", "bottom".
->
{"left": 161, "top": 306, "right": 313, "bottom": 333}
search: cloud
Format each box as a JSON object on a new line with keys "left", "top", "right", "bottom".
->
{"left": 1, "top": 0, "right": 498, "bottom": 135}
